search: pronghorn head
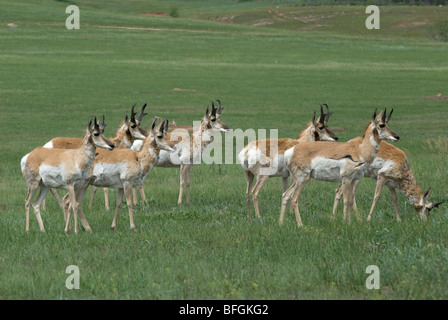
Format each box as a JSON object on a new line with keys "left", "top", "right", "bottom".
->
{"left": 126, "top": 103, "right": 148, "bottom": 140}
{"left": 205, "top": 100, "right": 230, "bottom": 133}
{"left": 88, "top": 116, "right": 115, "bottom": 151}
{"left": 372, "top": 108, "right": 400, "bottom": 142}
{"left": 150, "top": 119, "right": 175, "bottom": 152}
{"left": 312, "top": 104, "right": 338, "bottom": 142}
{"left": 415, "top": 187, "right": 445, "bottom": 219}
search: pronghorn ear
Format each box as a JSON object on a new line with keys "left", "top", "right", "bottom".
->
{"left": 372, "top": 109, "right": 378, "bottom": 121}
{"left": 164, "top": 119, "right": 169, "bottom": 132}
{"left": 312, "top": 111, "right": 317, "bottom": 125}
{"left": 88, "top": 117, "right": 94, "bottom": 133}
{"left": 151, "top": 118, "right": 157, "bottom": 131}
{"left": 424, "top": 187, "right": 432, "bottom": 201}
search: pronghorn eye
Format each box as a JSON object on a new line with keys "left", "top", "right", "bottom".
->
{"left": 93, "top": 133, "right": 100, "bottom": 137}
{"left": 211, "top": 118, "right": 216, "bottom": 122}
{"left": 318, "top": 126, "right": 324, "bottom": 130}
{"left": 157, "top": 135, "right": 163, "bottom": 139}
{"left": 131, "top": 124, "right": 136, "bottom": 129}
{"left": 379, "top": 124, "right": 385, "bottom": 128}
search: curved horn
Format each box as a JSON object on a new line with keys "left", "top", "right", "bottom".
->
{"left": 137, "top": 103, "right": 148, "bottom": 122}
{"left": 319, "top": 104, "right": 325, "bottom": 124}
{"left": 433, "top": 200, "right": 445, "bottom": 208}
{"left": 131, "top": 103, "right": 137, "bottom": 122}
{"left": 381, "top": 108, "right": 387, "bottom": 122}
{"left": 216, "top": 99, "right": 224, "bottom": 114}
{"left": 211, "top": 100, "right": 217, "bottom": 117}
{"left": 386, "top": 108, "right": 394, "bottom": 122}
{"left": 99, "top": 115, "right": 107, "bottom": 130}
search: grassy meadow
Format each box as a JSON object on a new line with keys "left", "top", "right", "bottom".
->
{"left": 0, "top": 0, "right": 448, "bottom": 300}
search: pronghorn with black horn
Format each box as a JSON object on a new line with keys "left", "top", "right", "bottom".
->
{"left": 155, "top": 100, "right": 229, "bottom": 205}
{"left": 281, "top": 109, "right": 399, "bottom": 227}
{"left": 332, "top": 140, "right": 444, "bottom": 221}
{"left": 78, "top": 119, "right": 174, "bottom": 232}
{"left": 238, "top": 104, "right": 338, "bottom": 221}
{"left": 88, "top": 103, "right": 150, "bottom": 210}
{"left": 41, "top": 104, "right": 148, "bottom": 211}
{"left": 21, "top": 117, "right": 115, "bottom": 233}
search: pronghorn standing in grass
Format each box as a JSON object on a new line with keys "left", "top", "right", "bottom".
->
{"left": 238, "top": 104, "right": 338, "bottom": 221}
{"left": 42, "top": 104, "right": 148, "bottom": 211}
{"left": 281, "top": 109, "right": 399, "bottom": 227}
{"left": 129, "top": 116, "right": 194, "bottom": 205}
{"left": 87, "top": 104, "right": 149, "bottom": 210}
{"left": 332, "top": 139, "right": 444, "bottom": 221}
{"left": 80, "top": 119, "right": 174, "bottom": 232}
{"left": 154, "top": 101, "right": 229, "bottom": 205}
{"left": 21, "top": 117, "right": 115, "bottom": 233}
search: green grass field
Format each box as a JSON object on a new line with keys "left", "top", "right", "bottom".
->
{"left": 1, "top": 0, "right": 448, "bottom": 300}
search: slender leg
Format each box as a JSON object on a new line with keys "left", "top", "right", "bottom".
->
{"left": 124, "top": 184, "right": 137, "bottom": 232}
{"left": 252, "top": 174, "right": 269, "bottom": 219}
{"left": 283, "top": 176, "right": 294, "bottom": 212}
{"left": 32, "top": 185, "right": 49, "bottom": 232}
{"left": 25, "top": 182, "right": 39, "bottom": 233}
{"left": 280, "top": 181, "right": 297, "bottom": 226}
{"left": 342, "top": 178, "right": 353, "bottom": 223}
{"left": 366, "top": 175, "right": 387, "bottom": 222}
{"left": 351, "top": 179, "right": 362, "bottom": 222}
{"left": 178, "top": 164, "right": 190, "bottom": 205}
{"left": 76, "top": 185, "right": 91, "bottom": 232}
{"left": 290, "top": 175, "right": 310, "bottom": 228}
{"left": 62, "top": 193, "right": 71, "bottom": 232}
{"left": 104, "top": 188, "right": 110, "bottom": 211}
{"left": 332, "top": 184, "right": 343, "bottom": 218}
{"left": 139, "top": 185, "right": 147, "bottom": 203}
{"left": 88, "top": 186, "right": 97, "bottom": 209}
{"left": 111, "top": 188, "right": 124, "bottom": 231}
{"left": 244, "top": 171, "right": 255, "bottom": 221}
{"left": 185, "top": 165, "right": 191, "bottom": 205}
{"left": 132, "top": 187, "right": 138, "bottom": 205}
{"left": 388, "top": 186, "right": 401, "bottom": 222}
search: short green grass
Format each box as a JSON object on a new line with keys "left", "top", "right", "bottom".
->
{"left": 0, "top": 0, "right": 447, "bottom": 299}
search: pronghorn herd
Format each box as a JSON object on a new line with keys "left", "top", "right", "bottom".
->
{"left": 21, "top": 102, "right": 444, "bottom": 233}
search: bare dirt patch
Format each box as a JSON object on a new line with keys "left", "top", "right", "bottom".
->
{"left": 140, "top": 12, "right": 167, "bottom": 16}
{"left": 422, "top": 93, "right": 448, "bottom": 101}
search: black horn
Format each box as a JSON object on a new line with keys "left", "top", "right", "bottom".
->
{"left": 386, "top": 108, "right": 394, "bottom": 122}
{"left": 137, "top": 103, "right": 148, "bottom": 122}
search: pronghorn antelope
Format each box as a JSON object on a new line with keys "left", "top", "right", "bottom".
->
{"left": 281, "top": 109, "right": 399, "bottom": 227}
{"left": 238, "top": 104, "right": 338, "bottom": 221}
{"left": 42, "top": 104, "right": 148, "bottom": 211}
{"left": 332, "top": 139, "right": 444, "bottom": 221}
{"left": 129, "top": 116, "right": 195, "bottom": 205}
{"left": 154, "top": 100, "right": 229, "bottom": 205}
{"left": 81, "top": 119, "right": 174, "bottom": 232}
{"left": 87, "top": 104, "right": 149, "bottom": 210}
{"left": 21, "top": 117, "right": 115, "bottom": 233}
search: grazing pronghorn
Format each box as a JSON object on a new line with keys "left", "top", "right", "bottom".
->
{"left": 82, "top": 119, "right": 174, "bottom": 232}
{"left": 238, "top": 104, "right": 338, "bottom": 221}
{"left": 155, "top": 101, "right": 229, "bottom": 205}
{"left": 281, "top": 109, "right": 399, "bottom": 227}
{"left": 21, "top": 117, "right": 115, "bottom": 233}
{"left": 332, "top": 139, "right": 444, "bottom": 221}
